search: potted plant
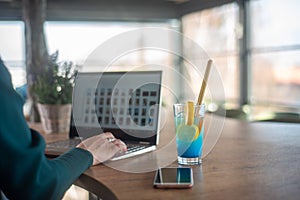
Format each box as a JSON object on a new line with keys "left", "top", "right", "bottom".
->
{"left": 34, "top": 51, "right": 77, "bottom": 133}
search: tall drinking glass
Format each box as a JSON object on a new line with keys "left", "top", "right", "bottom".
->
{"left": 173, "top": 103, "right": 205, "bottom": 165}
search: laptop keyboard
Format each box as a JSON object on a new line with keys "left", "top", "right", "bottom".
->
{"left": 46, "top": 139, "right": 154, "bottom": 161}
{"left": 126, "top": 144, "right": 147, "bottom": 154}
{"left": 111, "top": 143, "right": 154, "bottom": 161}
{"left": 47, "top": 139, "right": 147, "bottom": 152}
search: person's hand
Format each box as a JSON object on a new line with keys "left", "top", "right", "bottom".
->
{"left": 76, "top": 132, "right": 127, "bottom": 165}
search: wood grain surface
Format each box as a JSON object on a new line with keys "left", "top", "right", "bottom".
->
{"left": 31, "top": 115, "right": 300, "bottom": 200}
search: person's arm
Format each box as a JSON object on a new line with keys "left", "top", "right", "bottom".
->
{"left": 0, "top": 58, "right": 127, "bottom": 199}
{"left": 0, "top": 59, "right": 92, "bottom": 199}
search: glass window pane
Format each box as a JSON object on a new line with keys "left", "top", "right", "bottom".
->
{"left": 183, "top": 55, "right": 239, "bottom": 104}
{"left": 250, "top": 0, "right": 300, "bottom": 48}
{"left": 45, "top": 21, "right": 173, "bottom": 68}
{"left": 45, "top": 21, "right": 176, "bottom": 106}
{"left": 45, "top": 22, "right": 135, "bottom": 64}
{"left": 0, "top": 21, "right": 25, "bottom": 87}
{"left": 182, "top": 3, "right": 239, "bottom": 54}
{"left": 251, "top": 50, "right": 300, "bottom": 107}
{"left": 182, "top": 3, "right": 239, "bottom": 104}
{"left": 211, "top": 55, "right": 239, "bottom": 102}
{"left": 0, "top": 21, "right": 24, "bottom": 61}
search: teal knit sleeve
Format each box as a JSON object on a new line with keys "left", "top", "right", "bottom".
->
{"left": 0, "top": 59, "right": 93, "bottom": 199}
{"left": 48, "top": 147, "right": 94, "bottom": 199}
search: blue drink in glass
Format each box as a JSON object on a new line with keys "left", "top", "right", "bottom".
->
{"left": 174, "top": 103, "right": 205, "bottom": 165}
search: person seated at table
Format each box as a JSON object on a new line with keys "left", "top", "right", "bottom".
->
{"left": 0, "top": 57, "right": 127, "bottom": 200}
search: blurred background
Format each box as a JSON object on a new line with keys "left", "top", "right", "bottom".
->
{"left": 1, "top": 0, "right": 300, "bottom": 122}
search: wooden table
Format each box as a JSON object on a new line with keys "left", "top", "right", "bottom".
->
{"left": 33, "top": 115, "right": 300, "bottom": 200}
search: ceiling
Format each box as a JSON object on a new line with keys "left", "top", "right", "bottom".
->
{"left": 0, "top": 0, "right": 235, "bottom": 21}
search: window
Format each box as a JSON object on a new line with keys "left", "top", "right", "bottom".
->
{"left": 44, "top": 21, "right": 174, "bottom": 71}
{"left": 45, "top": 21, "right": 178, "bottom": 106}
{"left": 182, "top": 3, "right": 240, "bottom": 107}
{"left": 45, "top": 22, "right": 135, "bottom": 65}
{"left": 0, "top": 21, "right": 25, "bottom": 88}
{"left": 249, "top": 0, "right": 300, "bottom": 116}
{"left": 182, "top": 0, "right": 300, "bottom": 120}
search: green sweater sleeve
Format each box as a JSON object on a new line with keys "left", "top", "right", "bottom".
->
{"left": 0, "top": 59, "right": 93, "bottom": 200}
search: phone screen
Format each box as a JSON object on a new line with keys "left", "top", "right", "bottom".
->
{"left": 153, "top": 167, "right": 193, "bottom": 188}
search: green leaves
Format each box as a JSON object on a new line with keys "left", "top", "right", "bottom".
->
{"left": 33, "top": 52, "right": 77, "bottom": 105}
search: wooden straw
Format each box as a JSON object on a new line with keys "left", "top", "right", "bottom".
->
{"left": 197, "top": 59, "right": 213, "bottom": 105}
{"left": 197, "top": 59, "right": 213, "bottom": 134}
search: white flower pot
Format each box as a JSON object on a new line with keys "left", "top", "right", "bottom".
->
{"left": 37, "top": 103, "right": 71, "bottom": 134}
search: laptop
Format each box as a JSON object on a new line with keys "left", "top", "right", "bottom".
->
{"left": 45, "top": 70, "right": 162, "bottom": 161}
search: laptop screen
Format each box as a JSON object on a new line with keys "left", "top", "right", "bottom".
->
{"left": 70, "top": 71, "right": 162, "bottom": 145}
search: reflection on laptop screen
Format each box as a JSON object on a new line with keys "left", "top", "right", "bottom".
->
{"left": 71, "top": 71, "right": 162, "bottom": 145}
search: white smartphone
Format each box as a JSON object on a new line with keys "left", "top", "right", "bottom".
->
{"left": 153, "top": 167, "right": 193, "bottom": 189}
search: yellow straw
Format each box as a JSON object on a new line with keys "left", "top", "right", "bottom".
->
{"left": 186, "top": 101, "right": 195, "bottom": 126}
{"left": 197, "top": 59, "right": 213, "bottom": 105}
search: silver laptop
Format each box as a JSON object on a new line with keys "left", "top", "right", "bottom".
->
{"left": 45, "top": 71, "right": 162, "bottom": 161}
